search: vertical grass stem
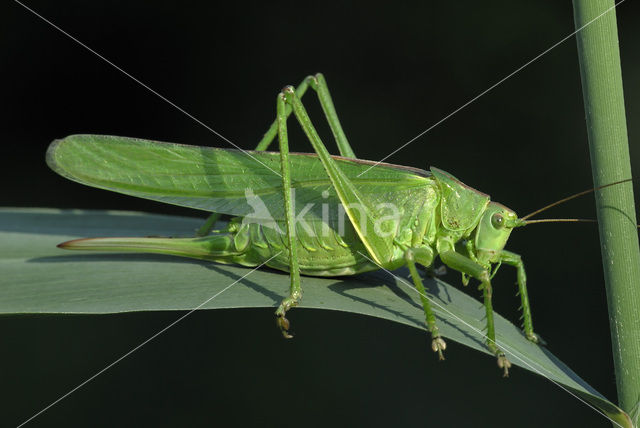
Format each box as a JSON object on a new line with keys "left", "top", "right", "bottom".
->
{"left": 573, "top": 0, "right": 640, "bottom": 417}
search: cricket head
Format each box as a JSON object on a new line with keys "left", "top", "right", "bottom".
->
{"left": 474, "top": 202, "right": 526, "bottom": 264}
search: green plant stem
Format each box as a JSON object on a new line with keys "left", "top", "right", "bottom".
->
{"left": 573, "top": 0, "right": 640, "bottom": 417}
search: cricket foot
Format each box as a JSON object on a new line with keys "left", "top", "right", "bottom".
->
{"left": 275, "top": 293, "right": 301, "bottom": 339}
{"left": 431, "top": 336, "right": 447, "bottom": 361}
{"left": 497, "top": 353, "right": 512, "bottom": 377}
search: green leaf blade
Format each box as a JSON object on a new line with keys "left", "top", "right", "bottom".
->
{"left": 1, "top": 208, "right": 631, "bottom": 427}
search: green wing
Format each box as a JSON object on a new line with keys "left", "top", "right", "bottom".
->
{"left": 47, "top": 135, "right": 431, "bottom": 224}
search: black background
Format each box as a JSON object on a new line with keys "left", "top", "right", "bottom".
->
{"left": 3, "top": 1, "right": 640, "bottom": 427}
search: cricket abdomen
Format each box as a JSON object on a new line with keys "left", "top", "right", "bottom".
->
{"left": 222, "top": 220, "right": 380, "bottom": 276}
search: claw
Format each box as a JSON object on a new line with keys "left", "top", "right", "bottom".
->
{"left": 497, "top": 354, "right": 512, "bottom": 377}
{"left": 275, "top": 292, "right": 302, "bottom": 339}
{"left": 526, "top": 332, "right": 546, "bottom": 346}
{"left": 276, "top": 314, "right": 293, "bottom": 339}
{"left": 431, "top": 336, "right": 447, "bottom": 361}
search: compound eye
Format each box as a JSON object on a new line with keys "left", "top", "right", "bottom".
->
{"left": 491, "top": 213, "right": 504, "bottom": 229}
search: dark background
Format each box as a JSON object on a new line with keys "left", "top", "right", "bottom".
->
{"left": 3, "top": 1, "right": 640, "bottom": 427}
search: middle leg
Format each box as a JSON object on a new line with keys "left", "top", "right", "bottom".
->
{"left": 405, "top": 247, "right": 447, "bottom": 360}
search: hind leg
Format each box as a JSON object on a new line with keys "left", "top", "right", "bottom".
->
{"left": 197, "top": 73, "right": 355, "bottom": 237}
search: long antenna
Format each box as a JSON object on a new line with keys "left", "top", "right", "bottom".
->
{"left": 524, "top": 218, "right": 640, "bottom": 229}
{"left": 521, "top": 178, "right": 634, "bottom": 221}
{"left": 524, "top": 218, "right": 596, "bottom": 225}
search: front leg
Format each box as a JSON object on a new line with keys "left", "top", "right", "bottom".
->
{"left": 499, "top": 250, "right": 544, "bottom": 344}
{"left": 439, "top": 250, "right": 512, "bottom": 376}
